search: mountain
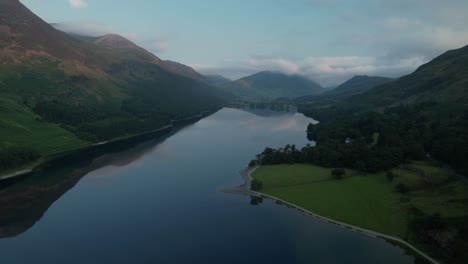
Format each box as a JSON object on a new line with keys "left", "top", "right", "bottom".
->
{"left": 357, "top": 45, "right": 468, "bottom": 107}
{"left": 296, "top": 75, "right": 393, "bottom": 104}
{"left": 299, "top": 44, "right": 468, "bottom": 175}
{"left": 217, "top": 71, "right": 324, "bottom": 100}
{"left": 161, "top": 60, "right": 208, "bottom": 83}
{"left": 205, "top": 75, "right": 231, "bottom": 85}
{"left": 298, "top": 46, "right": 468, "bottom": 108}
{"left": 84, "top": 34, "right": 206, "bottom": 82}
{"left": 297, "top": 46, "right": 468, "bottom": 264}
{"left": 327, "top": 75, "right": 394, "bottom": 96}
{"left": 0, "top": 0, "right": 224, "bottom": 172}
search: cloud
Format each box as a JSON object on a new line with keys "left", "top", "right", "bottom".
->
{"left": 53, "top": 22, "right": 170, "bottom": 54}
{"left": 69, "top": 0, "right": 88, "bottom": 9}
{"left": 305, "top": 0, "right": 343, "bottom": 7}
{"left": 53, "top": 22, "right": 114, "bottom": 37}
{"left": 376, "top": 17, "right": 468, "bottom": 60}
{"left": 42, "top": 0, "right": 468, "bottom": 85}
{"left": 300, "top": 55, "right": 426, "bottom": 86}
{"left": 194, "top": 0, "right": 468, "bottom": 86}
{"left": 192, "top": 54, "right": 427, "bottom": 87}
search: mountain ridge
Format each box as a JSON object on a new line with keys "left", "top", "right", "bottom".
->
{"left": 214, "top": 71, "right": 324, "bottom": 100}
{"left": 0, "top": 0, "right": 224, "bottom": 171}
{"left": 327, "top": 75, "right": 394, "bottom": 96}
{"left": 356, "top": 44, "right": 468, "bottom": 107}
{"left": 205, "top": 74, "right": 231, "bottom": 85}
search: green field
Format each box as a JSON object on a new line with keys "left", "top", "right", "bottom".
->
{"left": 252, "top": 162, "right": 468, "bottom": 244}
{"left": 0, "top": 96, "right": 88, "bottom": 155}
{"left": 254, "top": 164, "right": 410, "bottom": 237}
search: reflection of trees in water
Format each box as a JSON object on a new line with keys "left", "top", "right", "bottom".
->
{"left": 0, "top": 127, "right": 179, "bottom": 238}
{"left": 250, "top": 196, "right": 263, "bottom": 206}
{"left": 227, "top": 104, "right": 296, "bottom": 118}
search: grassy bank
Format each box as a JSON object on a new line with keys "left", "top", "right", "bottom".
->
{"left": 0, "top": 97, "right": 88, "bottom": 155}
{"left": 252, "top": 162, "right": 468, "bottom": 263}
{"left": 0, "top": 102, "right": 213, "bottom": 178}
{"left": 0, "top": 97, "right": 89, "bottom": 177}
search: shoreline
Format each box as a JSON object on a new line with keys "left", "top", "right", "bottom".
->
{"left": 238, "top": 165, "right": 440, "bottom": 264}
{"left": 0, "top": 125, "right": 173, "bottom": 182}
{"left": 0, "top": 110, "right": 216, "bottom": 182}
{"left": 0, "top": 169, "right": 33, "bottom": 181}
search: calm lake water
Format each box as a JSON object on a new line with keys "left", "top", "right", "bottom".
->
{"left": 0, "top": 108, "right": 417, "bottom": 263}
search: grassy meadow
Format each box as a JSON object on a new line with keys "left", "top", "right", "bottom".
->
{"left": 252, "top": 162, "right": 468, "bottom": 254}
{"left": 0, "top": 96, "right": 87, "bottom": 155}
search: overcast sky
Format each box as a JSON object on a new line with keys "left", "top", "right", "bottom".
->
{"left": 21, "top": 0, "right": 468, "bottom": 86}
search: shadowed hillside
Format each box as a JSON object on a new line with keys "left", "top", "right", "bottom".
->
{"left": 0, "top": 0, "right": 225, "bottom": 172}
{"left": 214, "top": 71, "right": 324, "bottom": 100}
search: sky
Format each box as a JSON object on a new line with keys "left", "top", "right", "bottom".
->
{"left": 20, "top": 0, "right": 468, "bottom": 86}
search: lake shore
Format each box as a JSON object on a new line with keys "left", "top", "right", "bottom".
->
{"left": 0, "top": 111, "right": 214, "bottom": 182}
{"left": 240, "top": 165, "right": 440, "bottom": 264}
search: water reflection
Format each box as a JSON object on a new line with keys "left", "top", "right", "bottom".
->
{"left": 0, "top": 127, "right": 183, "bottom": 238}
{"left": 0, "top": 108, "right": 417, "bottom": 264}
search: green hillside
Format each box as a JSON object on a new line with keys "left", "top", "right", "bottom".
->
{"left": 358, "top": 45, "right": 468, "bottom": 107}
{"left": 299, "top": 45, "right": 468, "bottom": 175}
{"left": 327, "top": 75, "right": 394, "bottom": 96}
{"left": 0, "top": 97, "right": 86, "bottom": 154}
{"left": 0, "top": 0, "right": 225, "bottom": 173}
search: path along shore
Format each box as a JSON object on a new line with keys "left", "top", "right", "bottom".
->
{"left": 229, "top": 165, "right": 440, "bottom": 264}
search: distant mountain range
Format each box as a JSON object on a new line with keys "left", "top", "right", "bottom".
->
{"left": 207, "top": 72, "right": 395, "bottom": 101}
{"left": 208, "top": 71, "right": 324, "bottom": 100}
{"left": 298, "top": 44, "right": 468, "bottom": 109}
{"left": 296, "top": 75, "right": 393, "bottom": 104}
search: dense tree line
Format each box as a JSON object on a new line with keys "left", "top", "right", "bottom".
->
{"left": 0, "top": 147, "right": 40, "bottom": 172}
{"left": 253, "top": 106, "right": 426, "bottom": 172}
{"left": 288, "top": 101, "right": 468, "bottom": 263}
{"left": 297, "top": 102, "right": 468, "bottom": 174}
{"left": 253, "top": 142, "right": 406, "bottom": 173}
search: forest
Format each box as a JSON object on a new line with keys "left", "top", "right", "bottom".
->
{"left": 291, "top": 102, "right": 468, "bottom": 175}
{"left": 0, "top": 147, "right": 40, "bottom": 173}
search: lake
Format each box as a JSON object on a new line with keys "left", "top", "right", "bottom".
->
{"left": 0, "top": 108, "right": 417, "bottom": 263}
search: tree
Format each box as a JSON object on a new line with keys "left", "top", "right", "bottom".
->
{"left": 331, "top": 168, "right": 346, "bottom": 179}
{"left": 386, "top": 171, "right": 396, "bottom": 182}
{"left": 251, "top": 179, "right": 264, "bottom": 191}
{"left": 248, "top": 159, "right": 258, "bottom": 168}
{"left": 395, "top": 183, "right": 409, "bottom": 193}
{"left": 250, "top": 196, "right": 263, "bottom": 206}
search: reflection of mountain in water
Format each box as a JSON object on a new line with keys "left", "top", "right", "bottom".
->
{"left": 0, "top": 126, "right": 183, "bottom": 238}
{"left": 232, "top": 107, "right": 298, "bottom": 118}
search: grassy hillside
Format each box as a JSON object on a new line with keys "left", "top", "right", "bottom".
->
{"left": 0, "top": 0, "right": 225, "bottom": 173}
{"left": 358, "top": 45, "right": 468, "bottom": 107}
{"left": 0, "top": 97, "right": 86, "bottom": 154}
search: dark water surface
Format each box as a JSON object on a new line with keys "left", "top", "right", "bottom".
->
{"left": 0, "top": 108, "right": 417, "bottom": 263}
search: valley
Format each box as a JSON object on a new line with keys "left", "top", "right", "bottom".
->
{"left": 0, "top": 1, "right": 467, "bottom": 264}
